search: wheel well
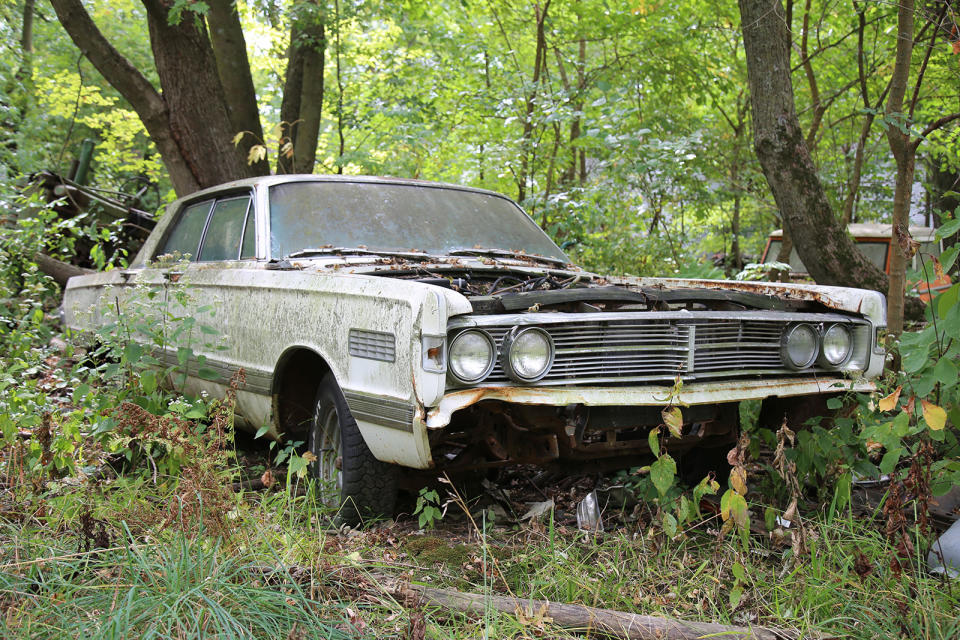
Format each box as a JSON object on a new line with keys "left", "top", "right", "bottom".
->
{"left": 272, "top": 348, "right": 330, "bottom": 442}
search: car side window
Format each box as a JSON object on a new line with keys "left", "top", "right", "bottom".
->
{"left": 240, "top": 199, "right": 256, "bottom": 260}
{"left": 159, "top": 200, "right": 213, "bottom": 259}
{"left": 198, "top": 196, "right": 252, "bottom": 261}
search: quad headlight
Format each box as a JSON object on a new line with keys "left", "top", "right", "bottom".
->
{"left": 820, "top": 323, "right": 853, "bottom": 367}
{"left": 781, "top": 323, "right": 819, "bottom": 370}
{"left": 502, "top": 327, "right": 554, "bottom": 382}
{"left": 448, "top": 330, "right": 496, "bottom": 383}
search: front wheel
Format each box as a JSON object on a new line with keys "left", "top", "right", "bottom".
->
{"left": 308, "top": 373, "right": 398, "bottom": 526}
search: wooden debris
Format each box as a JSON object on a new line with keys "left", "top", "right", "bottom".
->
{"left": 391, "top": 582, "right": 810, "bottom": 640}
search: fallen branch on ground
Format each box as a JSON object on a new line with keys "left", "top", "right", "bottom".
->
{"left": 389, "top": 582, "right": 814, "bottom": 640}
{"left": 34, "top": 253, "right": 93, "bottom": 287}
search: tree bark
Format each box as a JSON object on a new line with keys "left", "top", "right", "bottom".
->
{"left": 50, "top": 0, "right": 256, "bottom": 195}
{"left": 517, "top": 0, "right": 551, "bottom": 203}
{"left": 142, "top": 0, "right": 253, "bottom": 190}
{"left": 883, "top": 0, "right": 915, "bottom": 336}
{"left": 739, "top": 0, "right": 888, "bottom": 294}
{"left": 207, "top": 0, "right": 270, "bottom": 176}
{"left": 34, "top": 253, "right": 93, "bottom": 288}
{"left": 278, "top": 27, "right": 305, "bottom": 175}
{"left": 799, "top": 0, "right": 825, "bottom": 150}
{"left": 292, "top": 13, "right": 325, "bottom": 174}
{"left": 16, "top": 0, "right": 35, "bottom": 84}
{"left": 49, "top": 0, "right": 199, "bottom": 195}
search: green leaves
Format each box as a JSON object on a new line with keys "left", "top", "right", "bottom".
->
{"left": 900, "top": 326, "right": 937, "bottom": 374}
{"left": 414, "top": 488, "right": 444, "bottom": 529}
{"left": 650, "top": 454, "right": 677, "bottom": 498}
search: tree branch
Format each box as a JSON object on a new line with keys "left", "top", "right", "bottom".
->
{"left": 49, "top": 0, "right": 164, "bottom": 123}
{"left": 908, "top": 4, "right": 948, "bottom": 118}
{"left": 912, "top": 112, "right": 960, "bottom": 151}
{"left": 49, "top": 0, "right": 200, "bottom": 194}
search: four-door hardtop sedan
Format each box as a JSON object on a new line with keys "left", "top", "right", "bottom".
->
{"left": 63, "top": 175, "right": 886, "bottom": 524}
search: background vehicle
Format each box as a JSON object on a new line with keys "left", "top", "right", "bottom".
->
{"left": 761, "top": 224, "right": 951, "bottom": 299}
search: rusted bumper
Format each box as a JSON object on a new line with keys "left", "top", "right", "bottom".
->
{"left": 425, "top": 377, "right": 874, "bottom": 429}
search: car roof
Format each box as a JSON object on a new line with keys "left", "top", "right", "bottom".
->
{"left": 768, "top": 223, "right": 937, "bottom": 242}
{"left": 168, "top": 174, "right": 519, "bottom": 208}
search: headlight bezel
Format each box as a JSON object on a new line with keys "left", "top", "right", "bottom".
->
{"left": 781, "top": 322, "right": 820, "bottom": 370}
{"left": 501, "top": 326, "right": 555, "bottom": 383}
{"left": 447, "top": 329, "right": 497, "bottom": 384}
{"left": 819, "top": 323, "right": 853, "bottom": 368}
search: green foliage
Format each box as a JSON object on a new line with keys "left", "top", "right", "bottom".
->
{"left": 414, "top": 487, "right": 444, "bottom": 529}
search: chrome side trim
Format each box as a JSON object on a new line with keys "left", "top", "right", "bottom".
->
{"left": 153, "top": 348, "right": 272, "bottom": 394}
{"left": 343, "top": 391, "right": 415, "bottom": 433}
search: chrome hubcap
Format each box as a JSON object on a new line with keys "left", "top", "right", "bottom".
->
{"left": 312, "top": 403, "right": 342, "bottom": 502}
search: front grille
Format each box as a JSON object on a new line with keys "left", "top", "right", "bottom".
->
{"left": 450, "top": 313, "right": 868, "bottom": 387}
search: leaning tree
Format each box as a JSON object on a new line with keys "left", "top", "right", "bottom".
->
{"left": 49, "top": 0, "right": 327, "bottom": 196}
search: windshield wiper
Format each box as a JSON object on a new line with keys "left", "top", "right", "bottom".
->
{"left": 448, "top": 248, "right": 569, "bottom": 267}
{"left": 285, "top": 247, "right": 435, "bottom": 261}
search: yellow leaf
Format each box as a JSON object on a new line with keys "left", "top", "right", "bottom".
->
{"left": 921, "top": 399, "right": 947, "bottom": 431}
{"left": 232, "top": 131, "right": 245, "bottom": 146}
{"left": 878, "top": 386, "right": 902, "bottom": 412}
{"left": 662, "top": 406, "right": 683, "bottom": 438}
{"left": 247, "top": 144, "right": 267, "bottom": 165}
{"left": 301, "top": 450, "right": 318, "bottom": 463}
{"left": 730, "top": 467, "right": 748, "bottom": 496}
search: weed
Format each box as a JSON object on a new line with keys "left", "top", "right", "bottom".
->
{"left": 414, "top": 487, "right": 444, "bottom": 529}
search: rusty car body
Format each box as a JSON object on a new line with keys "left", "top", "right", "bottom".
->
{"left": 63, "top": 175, "right": 887, "bottom": 524}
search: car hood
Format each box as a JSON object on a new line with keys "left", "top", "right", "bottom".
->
{"left": 277, "top": 255, "right": 886, "bottom": 325}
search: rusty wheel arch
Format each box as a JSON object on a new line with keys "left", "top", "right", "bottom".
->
{"left": 272, "top": 346, "right": 332, "bottom": 443}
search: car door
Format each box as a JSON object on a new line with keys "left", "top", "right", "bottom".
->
{"left": 146, "top": 190, "right": 258, "bottom": 410}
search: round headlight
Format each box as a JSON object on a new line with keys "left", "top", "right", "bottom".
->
{"left": 503, "top": 327, "right": 554, "bottom": 382}
{"left": 448, "top": 330, "right": 496, "bottom": 383}
{"left": 781, "top": 323, "right": 819, "bottom": 369}
{"left": 820, "top": 324, "right": 852, "bottom": 367}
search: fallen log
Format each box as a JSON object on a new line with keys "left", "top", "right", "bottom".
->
{"left": 34, "top": 253, "right": 94, "bottom": 288}
{"left": 393, "top": 582, "right": 808, "bottom": 640}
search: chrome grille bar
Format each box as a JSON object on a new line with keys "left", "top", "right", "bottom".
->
{"left": 448, "top": 311, "right": 869, "bottom": 387}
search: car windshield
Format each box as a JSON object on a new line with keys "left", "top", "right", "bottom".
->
{"left": 268, "top": 181, "right": 568, "bottom": 262}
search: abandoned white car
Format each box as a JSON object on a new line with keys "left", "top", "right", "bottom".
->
{"left": 63, "top": 175, "right": 886, "bottom": 524}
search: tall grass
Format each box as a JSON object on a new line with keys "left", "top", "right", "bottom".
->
{"left": 0, "top": 525, "right": 356, "bottom": 639}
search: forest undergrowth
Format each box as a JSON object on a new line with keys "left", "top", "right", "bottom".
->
{"left": 1, "top": 199, "right": 959, "bottom": 639}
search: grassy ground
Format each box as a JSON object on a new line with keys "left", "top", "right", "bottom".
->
{"left": 0, "top": 266, "right": 957, "bottom": 639}
{"left": 1, "top": 461, "right": 958, "bottom": 640}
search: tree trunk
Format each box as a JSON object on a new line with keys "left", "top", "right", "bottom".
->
{"left": 292, "top": 15, "right": 325, "bottom": 174}
{"left": 207, "top": 0, "right": 270, "bottom": 176}
{"left": 50, "top": 0, "right": 199, "bottom": 195}
{"left": 51, "top": 0, "right": 255, "bottom": 195}
{"left": 16, "top": 0, "right": 35, "bottom": 84}
{"left": 738, "top": 0, "right": 888, "bottom": 293}
{"left": 278, "top": 27, "right": 305, "bottom": 175}
{"left": 517, "top": 0, "right": 551, "bottom": 203}
{"left": 883, "top": 0, "right": 915, "bottom": 336}
{"left": 394, "top": 583, "right": 799, "bottom": 640}
{"left": 142, "top": 0, "right": 253, "bottom": 190}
